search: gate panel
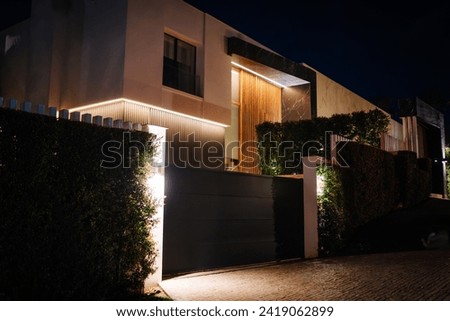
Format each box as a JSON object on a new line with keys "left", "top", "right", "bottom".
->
{"left": 163, "top": 167, "right": 304, "bottom": 275}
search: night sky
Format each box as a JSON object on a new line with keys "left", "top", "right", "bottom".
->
{"left": 1, "top": 0, "right": 450, "bottom": 107}
{"left": 184, "top": 0, "right": 450, "bottom": 105}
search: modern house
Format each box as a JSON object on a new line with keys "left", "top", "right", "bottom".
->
{"left": 1, "top": 0, "right": 447, "bottom": 287}
{"left": 2, "top": 1, "right": 447, "bottom": 190}
{"left": 0, "top": 0, "right": 413, "bottom": 170}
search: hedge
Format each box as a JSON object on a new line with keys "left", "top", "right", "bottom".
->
{"left": 0, "top": 108, "right": 157, "bottom": 300}
{"left": 256, "top": 109, "right": 389, "bottom": 175}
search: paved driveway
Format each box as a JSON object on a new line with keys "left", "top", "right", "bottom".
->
{"left": 160, "top": 249, "right": 450, "bottom": 300}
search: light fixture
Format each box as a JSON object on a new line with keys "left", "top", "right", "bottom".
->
{"left": 231, "top": 61, "right": 287, "bottom": 88}
{"left": 316, "top": 173, "right": 326, "bottom": 197}
{"left": 69, "top": 98, "right": 229, "bottom": 128}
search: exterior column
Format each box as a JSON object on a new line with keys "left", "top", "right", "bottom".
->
{"left": 143, "top": 125, "right": 167, "bottom": 290}
{"left": 303, "top": 156, "right": 320, "bottom": 259}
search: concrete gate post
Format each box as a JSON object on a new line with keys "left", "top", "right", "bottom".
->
{"left": 143, "top": 125, "right": 167, "bottom": 290}
{"left": 303, "top": 156, "right": 321, "bottom": 259}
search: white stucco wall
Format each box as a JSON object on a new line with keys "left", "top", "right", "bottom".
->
{"left": 1, "top": 0, "right": 285, "bottom": 125}
{"left": 122, "top": 0, "right": 280, "bottom": 125}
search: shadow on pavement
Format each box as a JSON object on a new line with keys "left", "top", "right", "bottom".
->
{"left": 345, "top": 197, "right": 450, "bottom": 255}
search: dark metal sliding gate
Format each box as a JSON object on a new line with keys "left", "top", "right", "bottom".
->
{"left": 163, "top": 166, "right": 304, "bottom": 275}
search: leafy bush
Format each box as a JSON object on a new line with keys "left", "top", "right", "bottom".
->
{"left": 256, "top": 109, "right": 389, "bottom": 175}
{"left": 338, "top": 142, "right": 397, "bottom": 229}
{"left": 0, "top": 108, "right": 157, "bottom": 300}
{"left": 317, "top": 143, "right": 431, "bottom": 255}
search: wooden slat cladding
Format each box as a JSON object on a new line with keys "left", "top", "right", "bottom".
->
{"left": 239, "top": 70, "right": 282, "bottom": 174}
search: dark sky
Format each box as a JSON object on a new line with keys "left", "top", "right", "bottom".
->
{"left": 184, "top": 0, "right": 450, "bottom": 104}
{"left": 1, "top": 0, "right": 449, "bottom": 104}
{"left": 0, "top": 0, "right": 31, "bottom": 31}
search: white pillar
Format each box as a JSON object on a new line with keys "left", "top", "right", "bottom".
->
{"left": 143, "top": 125, "right": 167, "bottom": 291}
{"left": 59, "top": 109, "right": 69, "bottom": 120}
{"left": 8, "top": 99, "right": 17, "bottom": 110}
{"left": 123, "top": 121, "right": 133, "bottom": 130}
{"left": 113, "top": 119, "right": 123, "bottom": 129}
{"left": 103, "top": 117, "right": 113, "bottom": 128}
{"left": 37, "top": 104, "right": 46, "bottom": 115}
{"left": 93, "top": 115, "right": 103, "bottom": 126}
{"left": 303, "top": 156, "right": 320, "bottom": 259}
{"left": 70, "top": 111, "right": 81, "bottom": 121}
{"left": 48, "top": 107, "right": 57, "bottom": 117}
{"left": 81, "top": 113, "right": 92, "bottom": 124}
{"left": 133, "top": 123, "right": 143, "bottom": 131}
{"left": 23, "top": 101, "right": 32, "bottom": 113}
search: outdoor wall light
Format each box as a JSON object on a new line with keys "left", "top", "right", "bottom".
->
{"left": 146, "top": 172, "right": 165, "bottom": 204}
{"left": 316, "top": 173, "right": 325, "bottom": 197}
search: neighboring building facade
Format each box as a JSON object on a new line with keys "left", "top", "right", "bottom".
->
{"left": 0, "top": 0, "right": 446, "bottom": 193}
{"left": 400, "top": 97, "right": 447, "bottom": 195}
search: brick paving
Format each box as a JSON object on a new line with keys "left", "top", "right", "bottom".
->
{"left": 160, "top": 249, "right": 450, "bottom": 301}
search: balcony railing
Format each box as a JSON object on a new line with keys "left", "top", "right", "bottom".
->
{"left": 163, "top": 58, "right": 200, "bottom": 96}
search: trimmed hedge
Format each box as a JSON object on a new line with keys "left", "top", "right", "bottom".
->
{"left": 395, "top": 151, "right": 432, "bottom": 207}
{"left": 318, "top": 142, "right": 432, "bottom": 255}
{"left": 0, "top": 108, "right": 157, "bottom": 300}
{"left": 338, "top": 142, "right": 397, "bottom": 230}
{"left": 256, "top": 109, "right": 389, "bottom": 175}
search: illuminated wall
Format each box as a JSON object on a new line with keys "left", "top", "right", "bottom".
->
{"left": 315, "top": 69, "right": 378, "bottom": 117}
{"left": 70, "top": 99, "right": 226, "bottom": 170}
{"left": 0, "top": 0, "right": 277, "bottom": 126}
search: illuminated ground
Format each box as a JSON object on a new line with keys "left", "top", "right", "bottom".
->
{"left": 161, "top": 249, "right": 450, "bottom": 300}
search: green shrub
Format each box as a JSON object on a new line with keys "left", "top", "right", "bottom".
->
{"left": 318, "top": 143, "right": 396, "bottom": 255}
{"left": 394, "top": 152, "right": 431, "bottom": 207}
{"left": 317, "top": 142, "right": 431, "bottom": 255}
{"left": 350, "top": 109, "right": 390, "bottom": 146}
{"left": 317, "top": 165, "right": 346, "bottom": 256}
{"left": 256, "top": 109, "right": 390, "bottom": 174}
{"left": 339, "top": 142, "right": 397, "bottom": 228}
{"left": 0, "top": 108, "right": 157, "bottom": 300}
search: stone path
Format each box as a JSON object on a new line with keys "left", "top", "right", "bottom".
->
{"left": 160, "top": 249, "right": 450, "bottom": 301}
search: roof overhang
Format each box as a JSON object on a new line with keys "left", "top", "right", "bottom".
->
{"left": 227, "top": 36, "right": 317, "bottom": 117}
{"left": 227, "top": 37, "right": 316, "bottom": 85}
{"left": 231, "top": 56, "right": 308, "bottom": 88}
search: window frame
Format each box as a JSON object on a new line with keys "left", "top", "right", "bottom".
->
{"left": 163, "top": 33, "right": 199, "bottom": 96}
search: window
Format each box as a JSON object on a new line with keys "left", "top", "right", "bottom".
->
{"left": 163, "top": 33, "right": 198, "bottom": 96}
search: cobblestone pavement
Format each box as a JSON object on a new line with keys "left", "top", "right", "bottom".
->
{"left": 160, "top": 249, "right": 450, "bottom": 301}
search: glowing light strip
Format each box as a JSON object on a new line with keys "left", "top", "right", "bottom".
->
{"left": 231, "top": 61, "right": 287, "bottom": 88}
{"left": 69, "top": 98, "right": 229, "bottom": 128}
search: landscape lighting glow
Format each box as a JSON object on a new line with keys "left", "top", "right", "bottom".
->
{"left": 69, "top": 98, "right": 229, "bottom": 128}
{"left": 146, "top": 172, "right": 165, "bottom": 203}
{"left": 316, "top": 173, "right": 325, "bottom": 197}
